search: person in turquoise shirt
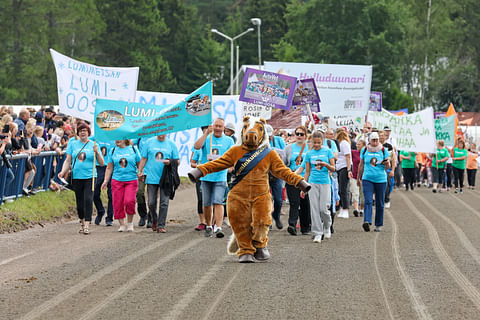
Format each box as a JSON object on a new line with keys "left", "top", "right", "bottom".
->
{"left": 452, "top": 139, "right": 468, "bottom": 193}
{"left": 102, "top": 140, "right": 140, "bottom": 232}
{"left": 59, "top": 122, "right": 104, "bottom": 235}
{"left": 93, "top": 139, "right": 114, "bottom": 226}
{"left": 283, "top": 125, "right": 310, "bottom": 236}
{"left": 194, "top": 118, "right": 234, "bottom": 238}
{"left": 303, "top": 131, "right": 335, "bottom": 243}
{"left": 431, "top": 140, "right": 449, "bottom": 193}
{"left": 357, "top": 132, "right": 391, "bottom": 232}
{"left": 138, "top": 135, "right": 179, "bottom": 233}
{"left": 399, "top": 150, "right": 416, "bottom": 191}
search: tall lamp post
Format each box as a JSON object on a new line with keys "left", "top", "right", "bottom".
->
{"left": 211, "top": 27, "right": 254, "bottom": 94}
{"left": 250, "top": 18, "right": 262, "bottom": 69}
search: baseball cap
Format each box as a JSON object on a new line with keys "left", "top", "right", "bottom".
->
{"left": 225, "top": 122, "right": 235, "bottom": 132}
{"left": 383, "top": 126, "right": 391, "bottom": 131}
{"left": 265, "top": 124, "right": 274, "bottom": 136}
{"left": 369, "top": 132, "right": 379, "bottom": 140}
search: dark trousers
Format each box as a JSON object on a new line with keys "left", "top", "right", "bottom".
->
{"left": 453, "top": 167, "right": 465, "bottom": 189}
{"left": 337, "top": 168, "right": 350, "bottom": 209}
{"left": 286, "top": 183, "right": 311, "bottom": 233}
{"left": 415, "top": 164, "right": 422, "bottom": 183}
{"left": 270, "top": 177, "right": 283, "bottom": 220}
{"left": 147, "top": 184, "right": 170, "bottom": 228}
{"left": 93, "top": 166, "right": 113, "bottom": 223}
{"left": 402, "top": 168, "right": 415, "bottom": 189}
{"left": 136, "top": 178, "right": 148, "bottom": 219}
{"left": 73, "top": 178, "right": 94, "bottom": 222}
{"left": 467, "top": 169, "right": 477, "bottom": 187}
{"left": 195, "top": 180, "right": 203, "bottom": 214}
{"left": 445, "top": 163, "right": 453, "bottom": 188}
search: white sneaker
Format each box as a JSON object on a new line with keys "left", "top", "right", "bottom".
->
{"left": 118, "top": 225, "right": 126, "bottom": 232}
{"left": 324, "top": 229, "right": 331, "bottom": 239}
{"left": 224, "top": 217, "right": 230, "bottom": 227}
{"left": 338, "top": 209, "right": 349, "bottom": 219}
{"left": 213, "top": 224, "right": 219, "bottom": 233}
{"left": 385, "top": 201, "right": 391, "bottom": 209}
{"left": 313, "top": 235, "right": 322, "bottom": 243}
{"left": 126, "top": 223, "right": 134, "bottom": 232}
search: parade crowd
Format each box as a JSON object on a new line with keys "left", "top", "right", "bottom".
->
{"left": 1, "top": 107, "right": 479, "bottom": 241}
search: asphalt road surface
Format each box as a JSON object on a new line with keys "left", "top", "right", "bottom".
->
{"left": 1, "top": 185, "right": 480, "bottom": 320}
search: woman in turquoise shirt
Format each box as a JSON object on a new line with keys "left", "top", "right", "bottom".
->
{"left": 59, "top": 122, "right": 104, "bottom": 235}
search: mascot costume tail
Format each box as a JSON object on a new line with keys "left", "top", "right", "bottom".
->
{"left": 189, "top": 116, "right": 311, "bottom": 263}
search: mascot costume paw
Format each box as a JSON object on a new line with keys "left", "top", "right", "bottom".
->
{"left": 189, "top": 116, "right": 311, "bottom": 263}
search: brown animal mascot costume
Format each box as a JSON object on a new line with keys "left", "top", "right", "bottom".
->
{"left": 189, "top": 116, "right": 311, "bottom": 263}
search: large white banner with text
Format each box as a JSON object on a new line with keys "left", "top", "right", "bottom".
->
{"left": 264, "top": 62, "right": 372, "bottom": 118}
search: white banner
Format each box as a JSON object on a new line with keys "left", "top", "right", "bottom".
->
{"left": 368, "top": 108, "right": 436, "bottom": 153}
{"left": 50, "top": 49, "right": 139, "bottom": 122}
{"left": 242, "top": 103, "right": 272, "bottom": 120}
{"left": 136, "top": 91, "right": 244, "bottom": 177}
{"left": 329, "top": 115, "right": 364, "bottom": 134}
{"left": 264, "top": 62, "right": 372, "bottom": 118}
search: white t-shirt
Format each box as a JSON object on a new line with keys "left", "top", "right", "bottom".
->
{"left": 336, "top": 140, "right": 351, "bottom": 170}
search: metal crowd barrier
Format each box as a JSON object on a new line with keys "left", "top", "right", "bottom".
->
{"left": 0, "top": 151, "right": 67, "bottom": 204}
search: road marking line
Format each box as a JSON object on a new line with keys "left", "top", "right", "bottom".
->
{"left": 0, "top": 251, "right": 34, "bottom": 266}
{"left": 465, "top": 189, "right": 480, "bottom": 199}
{"left": 413, "top": 192, "right": 480, "bottom": 266}
{"left": 201, "top": 264, "right": 245, "bottom": 320}
{"left": 79, "top": 238, "right": 206, "bottom": 320}
{"left": 387, "top": 211, "right": 432, "bottom": 320}
{"left": 164, "top": 255, "right": 229, "bottom": 320}
{"left": 373, "top": 232, "right": 395, "bottom": 320}
{"left": 400, "top": 193, "right": 480, "bottom": 310}
{"left": 446, "top": 192, "right": 480, "bottom": 219}
{"left": 19, "top": 232, "right": 187, "bottom": 320}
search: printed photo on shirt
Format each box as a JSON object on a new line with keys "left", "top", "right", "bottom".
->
{"left": 119, "top": 158, "right": 128, "bottom": 168}
{"left": 78, "top": 152, "right": 86, "bottom": 162}
{"left": 212, "top": 148, "right": 219, "bottom": 155}
{"left": 155, "top": 152, "right": 164, "bottom": 161}
{"left": 370, "top": 157, "right": 378, "bottom": 167}
{"left": 101, "top": 147, "right": 107, "bottom": 157}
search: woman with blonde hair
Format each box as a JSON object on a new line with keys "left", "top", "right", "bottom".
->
{"left": 335, "top": 128, "right": 352, "bottom": 218}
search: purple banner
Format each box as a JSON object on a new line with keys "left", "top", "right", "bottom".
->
{"left": 292, "top": 78, "right": 320, "bottom": 106}
{"left": 239, "top": 68, "right": 297, "bottom": 111}
{"left": 369, "top": 91, "right": 382, "bottom": 111}
{"left": 434, "top": 112, "right": 446, "bottom": 119}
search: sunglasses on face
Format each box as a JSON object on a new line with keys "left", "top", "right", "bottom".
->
{"left": 295, "top": 132, "right": 305, "bottom": 137}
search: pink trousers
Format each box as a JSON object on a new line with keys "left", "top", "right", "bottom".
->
{"left": 111, "top": 179, "right": 138, "bottom": 220}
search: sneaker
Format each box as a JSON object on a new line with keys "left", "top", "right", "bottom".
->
{"left": 324, "top": 229, "right": 331, "bottom": 239}
{"left": 353, "top": 209, "right": 359, "bottom": 217}
{"left": 127, "top": 223, "right": 134, "bottom": 232}
{"left": 146, "top": 220, "right": 152, "bottom": 228}
{"left": 195, "top": 223, "right": 206, "bottom": 231}
{"left": 338, "top": 209, "right": 349, "bottom": 219}
{"left": 359, "top": 211, "right": 364, "bottom": 217}
{"left": 384, "top": 202, "right": 390, "bottom": 209}
{"left": 205, "top": 226, "right": 213, "bottom": 237}
{"left": 374, "top": 226, "right": 383, "bottom": 232}
{"left": 106, "top": 221, "right": 113, "bottom": 227}
{"left": 224, "top": 217, "right": 231, "bottom": 227}
{"left": 215, "top": 228, "right": 224, "bottom": 238}
{"left": 94, "top": 215, "right": 102, "bottom": 226}
{"left": 213, "top": 224, "right": 219, "bottom": 233}
{"left": 362, "top": 222, "right": 370, "bottom": 232}
{"left": 454, "top": 188, "right": 458, "bottom": 193}
{"left": 432, "top": 189, "right": 437, "bottom": 193}
{"left": 118, "top": 225, "right": 126, "bottom": 232}
{"left": 157, "top": 227, "right": 166, "bottom": 233}
{"left": 313, "top": 235, "right": 322, "bottom": 243}
{"left": 138, "top": 217, "right": 146, "bottom": 227}
{"left": 460, "top": 189, "right": 463, "bottom": 194}
{"left": 287, "top": 225, "right": 297, "bottom": 236}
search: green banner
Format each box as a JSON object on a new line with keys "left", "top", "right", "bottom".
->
{"left": 434, "top": 115, "right": 455, "bottom": 147}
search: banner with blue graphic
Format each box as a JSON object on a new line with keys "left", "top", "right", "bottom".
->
{"left": 50, "top": 49, "right": 139, "bottom": 123}
{"left": 94, "top": 82, "right": 213, "bottom": 141}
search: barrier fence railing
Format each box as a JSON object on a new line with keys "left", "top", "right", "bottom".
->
{"left": 0, "top": 151, "right": 67, "bottom": 204}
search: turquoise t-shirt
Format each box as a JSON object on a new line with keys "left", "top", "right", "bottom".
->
{"left": 141, "top": 138, "right": 179, "bottom": 185}
{"left": 452, "top": 148, "right": 467, "bottom": 169}
{"left": 324, "top": 139, "right": 338, "bottom": 153}
{"left": 360, "top": 147, "right": 390, "bottom": 183}
{"left": 108, "top": 145, "right": 141, "bottom": 182}
{"left": 132, "top": 137, "right": 150, "bottom": 154}
{"left": 289, "top": 143, "right": 308, "bottom": 177}
{"left": 66, "top": 139, "right": 97, "bottom": 179}
{"left": 270, "top": 136, "right": 286, "bottom": 150}
{"left": 191, "top": 147, "right": 202, "bottom": 164}
{"left": 199, "top": 134, "right": 234, "bottom": 182}
{"left": 304, "top": 147, "right": 334, "bottom": 184}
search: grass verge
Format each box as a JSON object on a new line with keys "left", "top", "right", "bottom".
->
{"left": 0, "top": 190, "right": 77, "bottom": 233}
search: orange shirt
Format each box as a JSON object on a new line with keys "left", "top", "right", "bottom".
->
{"left": 416, "top": 153, "right": 426, "bottom": 165}
{"left": 467, "top": 151, "right": 478, "bottom": 169}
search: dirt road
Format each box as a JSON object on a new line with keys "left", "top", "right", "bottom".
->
{"left": 1, "top": 186, "right": 480, "bottom": 319}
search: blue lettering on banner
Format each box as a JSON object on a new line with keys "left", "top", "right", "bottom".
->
{"left": 139, "top": 96, "right": 156, "bottom": 105}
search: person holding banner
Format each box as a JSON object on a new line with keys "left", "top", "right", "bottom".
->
{"left": 466, "top": 143, "right": 478, "bottom": 189}
{"left": 59, "top": 122, "right": 104, "bottom": 235}
{"left": 356, "top": 132, "right": 390, "bottom": 232}
{"left": 194, "top": 118, "right": 234, "bottom": 238}
{"left": 94, "top": 140, "right": 114, "bottom": 226}
{"left": 102, "top": 140, "right": 141, "bottom": 232}
{"left": 431, "top": 140, "right": 449, "bottom": 193}
{"left": 138, "top": 135, "right": 179, "bottom": 233}
{"left": 452, "top": 138, "right": 468, "bottom": 193}
{"left": 283, "top": 125, "right": 311, "bottom": 236}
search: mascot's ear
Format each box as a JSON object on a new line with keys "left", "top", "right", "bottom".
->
{"left": 259, "top": 118, "right": 266, "bottom": 125}
{"left": 243, "top": 115, "right": 251, "bottom": 123}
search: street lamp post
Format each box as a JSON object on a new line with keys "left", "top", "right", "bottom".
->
{"left": 211, "top": 27, "right": 254, "bottom": 94}
{"left": 250, "top": 18, "right": 262, "bottom": 69}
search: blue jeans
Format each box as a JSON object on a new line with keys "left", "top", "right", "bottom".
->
{"left": 6, "top": 168, "right": 14, "bottom": 187}
{"left": 270, "top": 177, "right": 283, "bottom": 220}
{"left": 201, "top": 181, "right": 226, "bottom": 207}
{"left": 362, "top": 180, "right": 387, "bottom": 227}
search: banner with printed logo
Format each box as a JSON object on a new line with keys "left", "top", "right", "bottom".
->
{"left": 94, "top": 82, "right": 212, "bottom": 142}
{"left": 368, "top": 108, "right": 436, "bottom": 153}
{"left": 50, "top": 48, "right": 139, "bottom": 122}
{"left": 434, "top": 115, "right": 456, "bottom": 147}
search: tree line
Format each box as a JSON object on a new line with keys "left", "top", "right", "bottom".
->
{"left": 1, "top": 0, "right": 479, "bottom": 112}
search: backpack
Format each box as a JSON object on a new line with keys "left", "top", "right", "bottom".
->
{"left": 362, "top": 147, "right": 387, "bottom": 161}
